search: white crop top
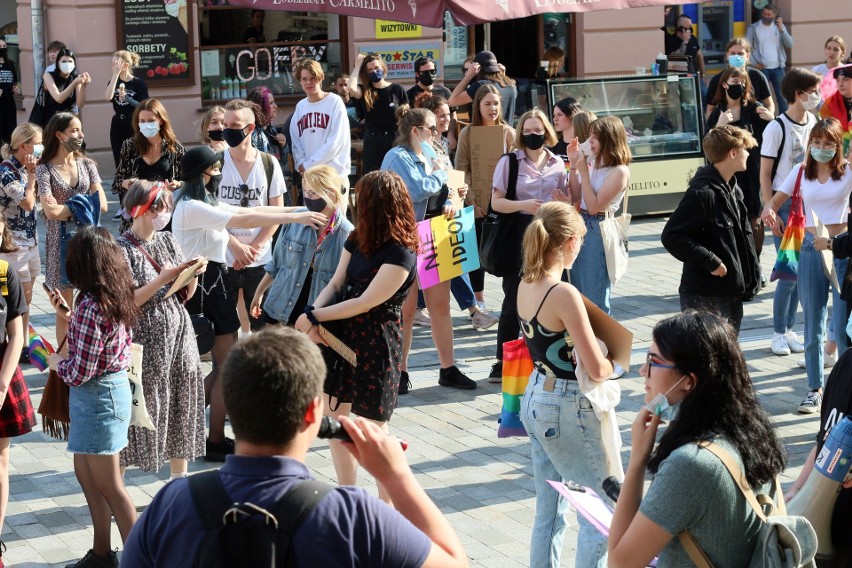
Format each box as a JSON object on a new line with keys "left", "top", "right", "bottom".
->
{"left": 777, "top": 164, "right": 852, "bottom": 227}
{"left": 578, "top": 164, "right": 628, "bottom": 214}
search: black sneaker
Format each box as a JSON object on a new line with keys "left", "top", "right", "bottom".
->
{"left": 65, "top": 549, "right": 119, "bottom": 568}
{"left": 205, "top": 436, "right": 235, "bottom": 462}
{"left": 398, "top": 371, "right": 411, "bottom": 395}
{"left": 438, "top": 366, "right": 477, "bottom": 390}
{"left": 488, "top": 361, "right": 503, "bottom": 383}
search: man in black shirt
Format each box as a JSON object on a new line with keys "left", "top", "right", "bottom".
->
{"left": 786, "top": 347, "right": 852, "bottom": 568}
{"left": 406, "top": 57, "right": 452, "bottom": 104}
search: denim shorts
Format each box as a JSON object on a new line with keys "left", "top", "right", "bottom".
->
{"left": 68, "top": 371, "right": 131, "bottom": 455}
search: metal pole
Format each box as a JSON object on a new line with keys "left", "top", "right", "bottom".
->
{"left": 31, "top": 0, "right": 45, "bottom": 92}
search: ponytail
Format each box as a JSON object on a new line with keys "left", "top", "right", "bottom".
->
{"left": 521, "top": 202, "right": 586, "bottom": 283}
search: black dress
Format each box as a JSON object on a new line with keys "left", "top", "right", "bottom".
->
{"left": 322, "top": 238, "right": 416, "bottom": 422}
{"left": 0, "top": 60, "right": 17, "bottom": 145}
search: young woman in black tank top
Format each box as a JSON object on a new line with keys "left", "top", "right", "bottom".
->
{"left": 516, "top": 201, "right": 616, "bottom": 568}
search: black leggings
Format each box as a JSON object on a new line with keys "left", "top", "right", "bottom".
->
{"left": 496, "top": 272, "right": 522, "bottom": 360}
{"left": 468, "top": 217, "right": 485, "bottom": 294}
{"left": 361, "top": 131, "right": 396, "bottom": 174}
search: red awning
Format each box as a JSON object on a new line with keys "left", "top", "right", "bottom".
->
{"left": 226, "top": 0, "right": 704, "bottom": 28}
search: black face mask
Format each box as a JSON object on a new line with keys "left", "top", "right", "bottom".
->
{"left": 418, "top": 71, "right": 436, "bottom": 86}
{"left": 206, "top": 174, "right": 222, "bottom": 194}
{"left": 207, "top": 129, "right": 225, "bottom": 142}
{"left": 726, "top": 84, "right": 744, "bottom": 100}
{"left": 0, "top": 48, "right": 7, "bottom": 59}
{"left": 304, "top": 196, "right": 327, "bottom": 213}
{"left": 522, "top": 133, "right": 546, "bottom": 151}
{"left": 223, "top": 127, "right": 249, "bottom": 148}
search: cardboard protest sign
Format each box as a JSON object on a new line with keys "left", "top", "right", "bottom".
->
{"left": 469, "top": 126, "right": 505, "bottom": 211}
{"left": 416, "top": 206, "right": 480, "bottom": 289}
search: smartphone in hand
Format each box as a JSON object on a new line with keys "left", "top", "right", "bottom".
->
{"left": 42, "top": 282, "right": 70, "bottom": 314}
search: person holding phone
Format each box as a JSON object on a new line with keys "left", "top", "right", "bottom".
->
{"left": 117, "top": 181, "right": 206, "bottom": 479}
{"left": 47, "top": 226, "right": 140, "bottom": 568}
{"left": 747, "top": 4, "right": 794, "bottom": 114}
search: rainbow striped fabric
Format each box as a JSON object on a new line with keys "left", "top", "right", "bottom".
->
{"left": 498, "top": 338, "right": 533, "bottom": 438}
{"left": 770, "top": 167, "right": 805, "bottom": 282}
{"left": 28, "top": 323, "right": 55, "bottom": 372}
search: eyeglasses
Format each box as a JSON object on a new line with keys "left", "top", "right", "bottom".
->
{"left": 419, "top": 125, "right": 438, "bottom": 134}
{"left": 646, "top": 352, "right": 677, "bottom": 370}
{"left": 239, "top": 184, "right": 250, "bottom": 208}
{"left": 677, "top": 26, "right": 692, "bottom": 33}
{"left": 811, "top": 140, "right": 838, "bottom": 150}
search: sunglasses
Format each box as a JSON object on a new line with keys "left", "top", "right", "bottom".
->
{"left": 677, "top": 26, "right": 692, "bottom": 33}
{"left": 419, "top": 125, "right": 438, "bottom": 134}
{"left": 833, "top": 67, "right": 852, "bottom": 80}
{"left": 239, "top": 184, "right": 250, "bottom": 208}
{"left": 646, "top": 352, "right": 677, "bottom": 370}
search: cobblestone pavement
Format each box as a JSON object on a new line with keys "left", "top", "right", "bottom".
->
{"left": 5, "top": 209, "right": 823, "bottom": 567}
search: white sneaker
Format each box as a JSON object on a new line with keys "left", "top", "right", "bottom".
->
{"left": 784, "top": 330, "right": 805, "bottom": 353}
{"left": 413, "top": 308, "right": 431, "bottom": 327}
{"left": 610, "top": 363, "right": 626, "bottom": 379}
{"left": 796, "top": 350, "right": 837, "bottom": 369}
{"left": 470, "top": 309, "right": 499, "bottom": 331}
{"left": 770, "top": 333, "right": 791, "bottom": 356}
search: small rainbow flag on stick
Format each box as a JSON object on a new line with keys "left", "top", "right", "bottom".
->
{"left": 28, "top": 323, "right": 55, "bottom": 373}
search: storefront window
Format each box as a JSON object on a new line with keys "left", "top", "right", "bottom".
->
{"left": 442, "top": 11, "right": 468, "bottom": 82}
{"left": 197, "top": 7, "right": 344, "bottom": 100}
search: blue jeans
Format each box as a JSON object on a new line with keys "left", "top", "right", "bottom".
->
{"left": 762, "top": 67, "right": 788, "bottom": 114}
{"left": 520, "top": 371, "right": 610, "bottom": 568}
{"left": 417, "top": 274, "right": 477, "bottom": 311}
{"left": 798, "top": 233, "right": 849, "bottom": 390}
{"left": 569, "top": 215, "right": 611, "bottom": 314}
{"left": 773, "top": 199, "right": 799, "bottom": 334}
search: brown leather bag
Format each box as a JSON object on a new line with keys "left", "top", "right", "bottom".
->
{"left": 37, "top": 337, "right": 69, "bottom": 440}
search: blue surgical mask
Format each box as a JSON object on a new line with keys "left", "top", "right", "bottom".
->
{"left": 421, "top": 140, "right": 438, "bottom": 160}
{"left": 368, "top": 69, "right": 384, "bottom": 83}
{"left": 139, "top": 122, "right": 160, "bottom": 139}
{"left": 728, "top": 54, "right": 746, "bottom": 68}
{"left": 810, "top": 147, "right": 836, "bottom": 163}
{"left": 645, "top": 375, "right": 687, "bottom": 421}
{"left": 31, "top": 144, "right": 44, "bottom": 158}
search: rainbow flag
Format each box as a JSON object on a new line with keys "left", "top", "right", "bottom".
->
{"left": 28, "top": 323, "right": 55, "bottom": 372}
{"left": 498, "top": 338, "right": 534, "bottom": 438}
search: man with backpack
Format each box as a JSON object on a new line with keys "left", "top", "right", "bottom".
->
{"left": 122, "top": 327, "right": 469, "bottom": 568}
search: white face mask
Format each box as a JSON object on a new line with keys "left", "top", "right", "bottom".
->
{"left": 139, "top": 122, "right": 161, "bottom": 139}
{"left": 152, "top": 210, "right": 172, "bottom": 232}
{"left": 59, "top": 61, "right": 75, "bottom": 74}
{"left": 801, "top": 91, "right": 822, "bottom": 111}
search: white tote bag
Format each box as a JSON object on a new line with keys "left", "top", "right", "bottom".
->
{"left": 128, "top": 343, "right": 155, "bottom": 430}
{"left": 600, "top": 190, "right": 631, "bottom": 285}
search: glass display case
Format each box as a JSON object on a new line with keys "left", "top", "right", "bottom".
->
{"left": 530, "top": 74, "right": 707, "bottom": 215}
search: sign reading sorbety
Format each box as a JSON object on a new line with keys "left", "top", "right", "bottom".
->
{"left": 357, "top": 43, "right": 442, "bottom": 81}
{"left": 416, "top": 206, "right": 480, "bottom": 290}
{"left": 117, "top": 0, "right": 193, "bottom": 86}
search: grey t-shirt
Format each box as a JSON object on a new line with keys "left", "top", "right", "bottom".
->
{"left": 640, "top": 439, "right": 768, "bottom": 567}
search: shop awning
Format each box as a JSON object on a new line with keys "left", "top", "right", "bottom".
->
{"left": 226, "top": 0, "right": 704, "bottom": 29}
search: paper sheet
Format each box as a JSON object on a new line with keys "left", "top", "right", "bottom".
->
{"left": 811, "top": 211, "right": 841, "bottom": 291}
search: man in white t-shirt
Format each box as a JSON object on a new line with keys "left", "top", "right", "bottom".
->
{"left": 221, "top": 99, "right": 286, "bottom": 332}
{"left": 289, "top": 59, "right": 351, "bottom": 199}
{"left": 759, "top": 68, "right": 821, "bottom": 371}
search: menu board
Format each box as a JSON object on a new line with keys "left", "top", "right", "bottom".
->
{"left": 116, "top": 0, "right": 194, "bottom": 86}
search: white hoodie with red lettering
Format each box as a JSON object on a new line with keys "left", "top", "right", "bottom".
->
{"left": 289, "top": 93, "right": 351, "bottom": 180}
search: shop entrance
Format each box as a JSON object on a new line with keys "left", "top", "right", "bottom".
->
{"left": 475, "top": 17, "right": 540, "bottom": 80}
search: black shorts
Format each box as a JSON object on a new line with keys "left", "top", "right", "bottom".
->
{"left": 227, "top": 265, "right": 267, "bottom": 332}
{"left": 185, "top": 262, "right": 240, "bottom": 336}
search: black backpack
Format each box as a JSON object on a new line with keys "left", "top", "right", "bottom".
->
{"left": 189, "top": 471, "right": 331, "bottom": 568}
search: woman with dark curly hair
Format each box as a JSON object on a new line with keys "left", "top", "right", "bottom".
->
{"left": 294, "top": 170, "right": 418, "bottom": 498}
{"left": 609, "top": 311, "right": 787, "bottom": 567}
{"left": 111, "top": 98, "right": 184, "bottom": 229}
{"left": 47, "top": 226, "right": 141, "bottom": 568}
{"left": 246, "top": 86, "right": 286, "bottom": 156}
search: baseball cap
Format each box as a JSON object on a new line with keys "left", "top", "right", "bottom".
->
{"left": 474, "top": 51, "right": 501, "bottom": 74}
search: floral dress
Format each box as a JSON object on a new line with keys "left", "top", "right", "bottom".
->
{"left": 322, "top": 238, "right": 416, "bottom": 422}
{"left": 36, "top": 158, "right": 101, "bottom": 290}
{"left": 117, "top": 231, "right": 205, "bottom": 472}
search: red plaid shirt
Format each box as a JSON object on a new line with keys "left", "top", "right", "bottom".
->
{"left": 57, "top": 295, "right": 132, "bottom": 387}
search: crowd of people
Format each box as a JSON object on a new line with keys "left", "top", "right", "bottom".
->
{"left": 0, "top": 23, "right": 850, "bottom": 567}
